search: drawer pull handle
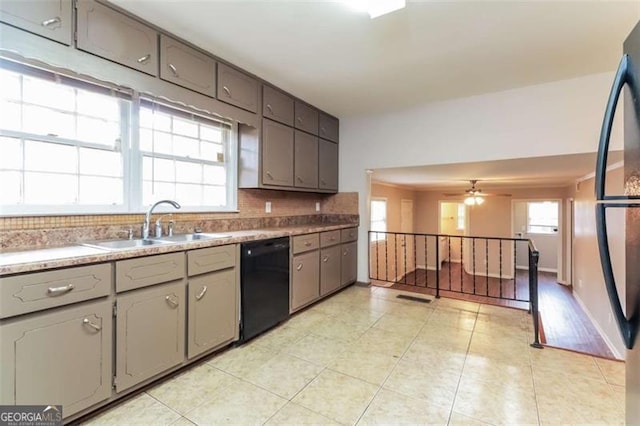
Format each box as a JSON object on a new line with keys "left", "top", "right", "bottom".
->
{"left": 41, "top": 16, "right": 61, "bottom": 27}
{"left": 195, "top": 286, "right": 208, "bottom": 301}
{"left": 168, "top": 63, "right": 179, "bottom": 77}
{"left": 223, "top": 86, "right": 231, "bottom": 96}
{"left": 304, "top": 241, "right": 311, "bottom": 247}
{"left": 322, "top": 256, "right": 329, "bottom": 263}
{"left": 137, "top": 54, "right": 151, "bottom": 64}
{"left": 266, "top": 104, "right": 273, "bottom": 114}
{"left": 266, "top": 171, "right": 274, "bottom": 180}
{"left": 331, "top": 237, "right": 336, "bottom": 240}
{"left": 296, "top": 263, "right": 303, "bottom": 271}
{"left": 165, "top": 295, "right": 179, "bottom": 308}
{"left": 47, "top": 284, "right": 74, "bottom": 296}
{"left": 83, "top": 318, "right": 102, "bottom": 332}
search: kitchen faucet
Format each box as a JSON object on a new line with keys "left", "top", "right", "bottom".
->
{"left": 142, "top": 199, "right": 181, "bottom": 239}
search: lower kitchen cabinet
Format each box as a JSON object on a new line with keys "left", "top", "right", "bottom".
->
{"left": 320, "top": 245, "right": 341, "bottom": 296}
{"left": 341, "top": 241, "right": 357, "bottom": 286}
{"left": 187, "top": 269, "right": 237, "bottom": 359}
{"left": 291, "top": 250, "right": 320, "bottom": 311}
{"left": 0, "top": 299, "right": 112, "bottom": 417}
{"left": 115, "top": 280, "right": 185, "bottom": 393}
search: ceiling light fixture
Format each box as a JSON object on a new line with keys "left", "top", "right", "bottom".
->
{"left": 342, "top": 0, "right": 406, "bottom": 19}
{"left": 465, "top": 196, "right": 485, "bottom": 206}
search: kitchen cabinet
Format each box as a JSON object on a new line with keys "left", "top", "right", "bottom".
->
{"left": 294, "top": 130, "right": 319, "bottom": 189}
{"left": 0, "top": 0, "right": 72, "bottom": 45}
{"left": 294, "top": 100, "right": 319, "bottom": 135}
{"left": 160, "top": 34, "right": 216, "bottom": 97}
{"left": 319, "top": 139, "right": 339, "bottom": 191}
{"left": 341, "top": 241, "right": 357, "bottom": 286}
{"left": 76, "top": 0, "right": 158, "bottom": 76}
{"left": 319, "top": 112, "right": 339, "bottom": 143}
{"left": 262, "top": 118, "right": 294, "bottom": 187}
{"left": 320, "top": 245, "right": 341, "bottom": 296}
{"left": 291, "top": 250, "right": 320, "bottom": 312}
{"left": 115, "top": 280, "right": 185, "bottom": 392}
{"left": 0, "top": 299, "right": 112, "bottom": 417}
{"left": 187, "top": 245, "right": 238, "bottom": 359}
{"left": 217, "top": 62, "right": 258, "bottom": 113}
{"left": 263, "top": 85, "right": 294, "bottom": 126}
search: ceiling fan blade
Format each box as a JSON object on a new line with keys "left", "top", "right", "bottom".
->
{"left": 481, "top": 192, "right": 512, "bottom": 197}
{"left": 443, "top": 193, "right": 465, "bottom": 197}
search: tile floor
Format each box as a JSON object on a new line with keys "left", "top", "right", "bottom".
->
{"left": 85, "top": 285, "right": 625, "bottom": 425}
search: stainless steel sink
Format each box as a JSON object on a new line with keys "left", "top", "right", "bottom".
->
{"left": 158, "top": 233, "right": 231, "bottom": 243}
{"left": 82, "top": 238, "right": 171, "bottom": 250}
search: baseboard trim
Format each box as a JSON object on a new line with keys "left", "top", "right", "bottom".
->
{"left": 516, "top": 266, "right": 558, "bottom": 274}
{"left": 572, "top": 291, "right": 624, "bottom": 360}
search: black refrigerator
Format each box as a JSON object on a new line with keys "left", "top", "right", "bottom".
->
{"left": 595, "top": 20, "right": 640, "bottom": 424}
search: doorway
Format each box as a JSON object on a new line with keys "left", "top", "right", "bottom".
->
{"left": 399, "top": 199, "right": 415, "bottom": 279}
{"left": 439, "top": 201, "right": 466, "bottom": 263}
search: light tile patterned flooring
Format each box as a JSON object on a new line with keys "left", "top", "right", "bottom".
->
{"left": 86, "top": 285, "right": 625, "bottom": 425}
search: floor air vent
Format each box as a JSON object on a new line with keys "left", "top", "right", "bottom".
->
{"left": 396, "top": 295, "right": 431, "bottom": 304}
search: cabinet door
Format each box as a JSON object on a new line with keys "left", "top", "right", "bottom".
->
{"left": 319, "top": 139, "right": 338, "bottom": 191}
{"left": 262, "top": 119, "right": 294, "bottom": 187}
{"left": 76, "top": 0, "right": 158, "bottom": 76}
{"left": 294, "top": 101, "right": 318, "bottom": 135}
{"left": 217, "top": 63, "right": 258, "bottom": 113}
{"left": 115, "top": 281, "right": 185, "bottom": 392}
{"left": 0, "top": 0, "right": 72, "bottom": 45}
{"left": 294, "top": 130, "right": 318, "bottom": 189}
{"left": 320, "top": 245, "right": 341, "bottom": 296}
{"left": 319, "top": 112, "right": 339, "bottom": 143}
{"left": 341, "top": 242, "right": 358, "bottom": 286}
{"left": 160, "top": 34, "right": 216, "bottom": 97}
{"left": 187, "top": 269, "right": 237, "bottom": 359}
{"left": 0, "top": 299, "right": 112, "bottom": 418}
{"left": 291, "top": 250, "right": 320, "bottom": 312}
{"left": 263, "top": 85, "right": 294, "bottom": 126}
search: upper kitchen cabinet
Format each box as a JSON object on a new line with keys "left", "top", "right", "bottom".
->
{"left": 319, "top": 112, "right": 339, "bottom": 143}
{"left": 294, "top": 130, "right": 318, "bottom": 189}
{"left": 263, "top": 85, "right": 294, "bottom": 126}
{"left": 262, "top": 119, "right": 294, "bottom": 187}
{"left": 217, "top": 63, "right": 258, "bottom": 113}
{"left": 0, "top": 0, "right": 72, "bottom": 45}
{"left": 294, "top": 101, "right": 319, "bottom": 135}
{"left": 160, "top": 35, "right": 216, "bottom": 97}
{"left": 319, "top": 139, "right": 338, "bottom": 191}
{"left": 76, "top": 0, "right": 159, "bottom": 76}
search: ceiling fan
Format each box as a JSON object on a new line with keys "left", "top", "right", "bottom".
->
{"left": 444, "top": 180, "right": 511, "bottom": 205}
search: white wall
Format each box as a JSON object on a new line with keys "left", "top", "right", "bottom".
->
{"left": 340, "top": 71, "right": 622, "bottom": 284}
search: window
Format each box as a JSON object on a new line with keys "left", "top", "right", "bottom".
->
{"left": 370, "top": 198, "right": 387, "bottom": 241}
{"left": 0, "top": 62, "right": 236, "bottom": 215}
{"left": 456, "top": 203, "right": 466, "bottom": 230}
{"left": 527, "top": 201, "right": 559, "bottom": 234}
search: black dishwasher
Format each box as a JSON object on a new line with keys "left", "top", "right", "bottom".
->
{"left": 239, "top": 237, "right": 290, "bottom": 343}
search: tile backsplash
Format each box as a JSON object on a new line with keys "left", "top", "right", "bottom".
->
{"left": 0, "top": 190, "right": 360, "bottom": 251}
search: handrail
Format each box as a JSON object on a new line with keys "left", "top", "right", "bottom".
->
{"left": 370, "top": 230, "right": 530, "bottom": 243}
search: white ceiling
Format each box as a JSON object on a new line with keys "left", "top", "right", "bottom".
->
{"left": 110, "top": 0, "right": 640, "bottom": 118}
{"left": 370, "top": 151, "right": 625, "bottom": 190}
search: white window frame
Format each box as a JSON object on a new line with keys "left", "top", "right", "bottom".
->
{"left": 526, "top": 201, "right": 559, "bottom": 235}
{"left": 456, "top": 203, "right": 466, "bottom": 231}
{"left": 370, "top": 197, "right": 387, "bottom": 242}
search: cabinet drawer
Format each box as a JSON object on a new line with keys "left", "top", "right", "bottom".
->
{"left": 0, "top": 299, "right": 112, "bottom": 417}
{"left": 217, "top": 63, "right": 258, "bottom": 113}
{"left": 188, "top": 245, "right": 236, "bottom": 276}
{"left": 263, "top": 85, "right": 294, "bottom": 126}
{"left": 294, "top": 101, "right": 318, "bottom": 135}
{"left": 292, "top": 233, "right": 319, "bottom": 254}
{"left": 0, "top": 0, "right": 72, "bottom": 45}
{"left": 116, "top": 253, "right": 185, "bottom": 292}
{"left": 341, "top": 227, "right": 358, "bottom": 243}
{"left": 76, "top": 0, "right": 158, "bottom": 76}
{"left": 319, "top": 112, "right": 339, "bottom": 143}
{"left": 0, "top": 263, "right": 111, "bottom": 319}
{"left": 160, "top": 34, "right": 216, "bottom": 97}
{"left": 320, "top": 230, "right": 341, "bottom": 248}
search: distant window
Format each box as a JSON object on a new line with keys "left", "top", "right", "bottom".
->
{"left": 370, "top": 198, "right": 387, "bottom": 241}
{"left": 457, "top": 203, "right": 466, "bottom": 230}
{"left": 527, "top": 201, "right": 558, "bottom": 234}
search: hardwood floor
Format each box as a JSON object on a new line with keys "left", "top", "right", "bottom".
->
{"left": 372, "top": 263, "right": 617, "bottom": 359}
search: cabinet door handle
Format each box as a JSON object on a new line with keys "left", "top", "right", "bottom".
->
{"left": 296, "top": 263, "right": 303, "bottom": 271}
{"left": 195, "top": 286, "right": 207, "bottom": 301}
{"left": 343, "top": 250, "right": 348, "bottom": 256}
{"left": 322, "top": 256, "right": 329, "bottom": 262}
{"left": 223, "top": 86, "right": 231, "bottom": 97}
{"left": 47, "top": 284, "right": 74, "bottom": 296}
{"left": 168, "top": 63, "right": 179, "bottom": 77}
{"left": 137, "top": 54, "right": 151, "bottom": 64}
{"left": 320, "top": 179, "right": 326, "bottom": 185}
{"left": 320, "top": 126, "right": 326, "bottom": 135}
{"left": 266, "top": 104, "right": 273, "bottom": 114}
{"left": 83, "top": 318, "right": 101, "bottom": 332}
{"left": 304, "top": 241, "right": 311, "bottom": 247}
{"left": 296, "top": 175, "right": 303, "bottom": 183}
{"left": 165, "top": 295, "right": 179, "bottom": 308}
{"left": 296, "top": 117, "right": 303, "bottom": 124}
{"left": 41, "top": 16, "right": 61, "bottom": 27}
{"left": 266, "top": 171, "right": 274, "bottom": 180}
